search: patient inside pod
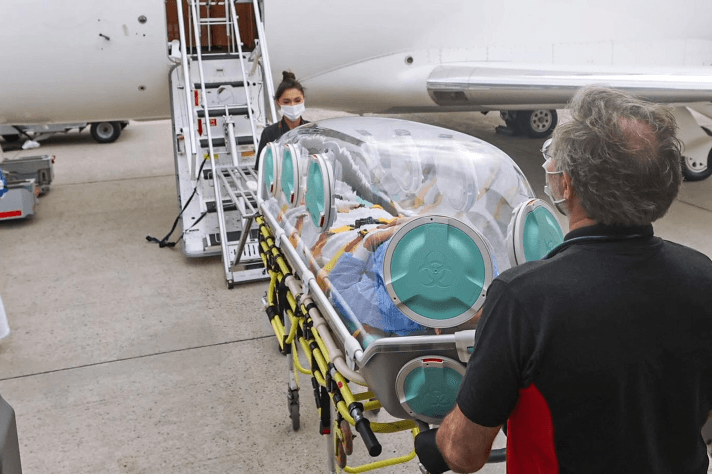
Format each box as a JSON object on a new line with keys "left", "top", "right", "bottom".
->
{"left": 259, "top": 117, "right": 562, "bottom": 348}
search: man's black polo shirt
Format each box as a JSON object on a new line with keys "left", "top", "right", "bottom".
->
{"left": 457, "top": 223, "right": 712, "bottom": 473}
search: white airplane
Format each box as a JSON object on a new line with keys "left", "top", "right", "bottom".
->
{"left": 1, "top": 0, "right": 712, "bottom": 179}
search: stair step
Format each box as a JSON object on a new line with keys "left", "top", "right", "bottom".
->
{"left": 199, "top": 135, "right": 254, "bottom": 148}
{"left": 196, "top": 106, "right": 248, "bottom": 118}
{"left": 205, "top": 198, "right": 257, "bottom": 213}
{"left": 203, "top": 168, "right": 257, "bottom": 180}
{"left": 194, "top": 81, "right": 245, "bottom": 89}
{"left": 206, "top": 199, "right": 237, "bottom": 213}
{"left": 190, "top": 53, "right": 245, "bottom": 61}
{"left": 198, "top": 18, "right": 230, "bottom": 25}
{"left": 207, "top": 228, "right": 260, "bottom": 246}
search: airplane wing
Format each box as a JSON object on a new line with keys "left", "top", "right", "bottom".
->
{"left": 426, "top": 63, "right": 712, "bottom": 110}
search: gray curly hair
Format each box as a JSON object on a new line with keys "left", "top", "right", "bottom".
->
{"left": 550, "top": 86, "right": 682, "bottom": 225}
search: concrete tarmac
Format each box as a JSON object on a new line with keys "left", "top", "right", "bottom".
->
{"left": 0, "top": 111, "right": 711, "bottom": 473}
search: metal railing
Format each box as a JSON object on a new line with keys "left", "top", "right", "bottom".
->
{"left": 172, "top": 0, "right": 275, "bottom": 285}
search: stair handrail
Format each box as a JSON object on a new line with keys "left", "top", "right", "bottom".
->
{"left": 189, "top": 0, "right": 233, "bottom": 280}
{"left": 251, "top": 0, "right": 278, "bottom": 124}
{"left": 175, "top": 0, "right": 198, "bottom": 181}
{"left": 228, "top": 0, "right": 259, "bottom": 161}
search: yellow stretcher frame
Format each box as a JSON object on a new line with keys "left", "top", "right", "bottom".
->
{"left": 257, "top": 215, "right": 422, "bottom": 473}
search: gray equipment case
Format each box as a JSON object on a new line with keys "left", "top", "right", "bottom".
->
{"left": 0, "top": 155, "right": 54, "bottom": 195}
{"left": 0, "top": 180, "right": 37, "bottom": 221}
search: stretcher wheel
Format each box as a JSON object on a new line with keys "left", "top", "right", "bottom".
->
{"left": 288, "top": 388, "right": 300, "bottom": 431}
{"left": 340, "top": 419, "right": 354, "bottom": 456}
{"left": 336, "top": 440, "right": 347, "bottom": 469}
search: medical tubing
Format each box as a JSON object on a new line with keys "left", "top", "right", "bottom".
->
{"left": 350, "top": 403, "right": 381, "bottom": 457}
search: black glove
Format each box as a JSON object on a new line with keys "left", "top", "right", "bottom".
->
{"left": 414, "top": 428, "right": 451, "bottom": 474}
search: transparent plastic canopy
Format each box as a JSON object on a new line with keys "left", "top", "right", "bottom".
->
{"left": 259, "top": 117, "right": 540, "bottom": 346}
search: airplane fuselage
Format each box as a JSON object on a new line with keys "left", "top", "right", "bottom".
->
{"left": 2, "top": 0, "right": 712, "bottom": 123}
{"left": 0, "top": 1, "right": 172, "bottom": 124}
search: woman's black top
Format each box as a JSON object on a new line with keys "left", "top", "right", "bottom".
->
{"left": 254, "top": 117, "right": 308, "bottom": 170}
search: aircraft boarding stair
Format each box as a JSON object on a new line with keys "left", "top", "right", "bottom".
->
{"left": 167, "top": 0, "right": 278, "bottom": 287}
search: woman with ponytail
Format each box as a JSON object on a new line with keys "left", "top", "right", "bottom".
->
{"left": 255, "top": 71, "right": 308, "bottom": 170}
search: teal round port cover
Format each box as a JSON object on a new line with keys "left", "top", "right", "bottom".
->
{"left": 522, "top": 206, "right": 564, "bottom": 262}
{"left": 281, "top": 147, "right": 295, "bottom": 203}
{"left": 403, "top": 366, "right": 463, "bottom": 420}
{"left": 306, "top": 159, "right": 326, "bottom": 229}
{"left": 388, "top": 221, "right": 487, "bottom": 322}
{"left": 263, "top": 146, "right": 275, "bottom": 193}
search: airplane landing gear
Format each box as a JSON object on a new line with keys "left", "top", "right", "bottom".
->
{"left": 672, "top": 107, "right": 712, "bottom": 181}
{"left": 90, "top": 121, "right": 124, "bottom": 144}
{"left": 682, "top": 148, "right": 711, "bottom": 181}
{"left": 498, "top": 110, "right": 558, "bottom": 138}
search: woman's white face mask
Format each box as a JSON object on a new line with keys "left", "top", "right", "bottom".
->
{"left": 280, "top": 102, "right": 305, "bottom": 121}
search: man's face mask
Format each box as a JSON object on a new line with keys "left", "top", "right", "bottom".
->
{"left": 541, "top": 138, "right": 568, "bottom": 216}
{"left": 280, "top": 102, "right": 305, "bottom": 121}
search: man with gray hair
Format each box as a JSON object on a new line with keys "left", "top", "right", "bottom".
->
{"left": 415, "top": 86, "right": 712, "bottom": 473}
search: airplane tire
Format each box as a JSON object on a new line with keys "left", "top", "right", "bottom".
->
{"left": 517, "top": 109, "right": 558, "bottom": 139}
{"left": 90, "top": 121, "right": 122, "bottom": 144}
{"left": 682, "top": 148, "right": 712, "bottom": 181}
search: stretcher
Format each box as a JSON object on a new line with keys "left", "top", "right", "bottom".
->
{"left": 256, "top": 117, "right": 565, "bottom": 472}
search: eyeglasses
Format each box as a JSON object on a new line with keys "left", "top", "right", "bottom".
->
{"left": 540, "top": 138, "right": 553, "bottom": 162}
{"left": 540, "top": 137, "right": 565, "bottom": 206}
{"left": 541, "top": 138, "right": 561, "bottom": 175}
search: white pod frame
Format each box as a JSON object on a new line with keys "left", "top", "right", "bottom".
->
{"left": 506, "top": 198, "right": 563, "bottom": 266}
{"left": 281, "top": 144, "right": 303, "bottom": 207}
{"left": 395, "top": 355, "right": 466, "bottom": 425}
{"left": 305, "top": 153, "right": 336, "bottom": 232}
{"left": 259, "top": 142, "right": 281, "bottom": 198}
{"left": 383, "top": 215, "right": 495, "bottom": 328}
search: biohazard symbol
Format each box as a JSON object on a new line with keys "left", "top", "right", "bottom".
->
{"left": 544, "top": 236, "right": 559, "bottom": 252}
{"left": 429, "top": 390, "right": 452, "bottom": 414}
{"left": 418, "top": 251, "right": 454, "bottom": 288}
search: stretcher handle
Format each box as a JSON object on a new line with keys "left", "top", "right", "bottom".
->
{"left": 349, "top": 402, "right": 381, "bottom": 456}
{"left": 487, "top": 448, "right": 506, "bottom": 463}
{"left": 355, "top": 417, "right": 381, "bottom": 457}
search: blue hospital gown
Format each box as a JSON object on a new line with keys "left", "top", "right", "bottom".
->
{"left": 329, "top": 238, "right": 427, "bottom": 337}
